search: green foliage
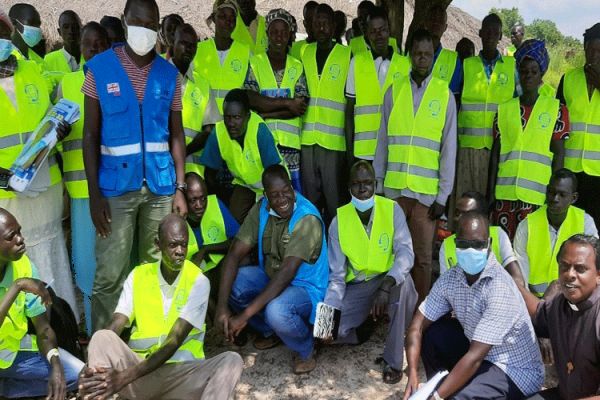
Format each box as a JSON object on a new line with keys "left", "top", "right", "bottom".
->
{"left": 490, "top": 7, "right": 524, "bottom": 36}
{"left": 488, "top": 7, "right": 584, "bottom": 88}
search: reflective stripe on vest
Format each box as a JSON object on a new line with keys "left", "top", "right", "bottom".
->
{"left": 0, "top": 60, "right": 57, "bottom": 199}
{"left": 130, "top": 261, "right": 205, "bottom": 362}
{"left": 302, "top": 43, "right": 350, "bottom": 151}
{"left": 193, "top": 39, "right": 250, "bottom": 114}
{"left": 61, "top": 70, "right": 88, "bottom": 198}
{"left": 526, "top": 205, "right": 585, "bottom": 297}
{"left": 459, "top": 56, "right": 516, "bottom": 149}
{"left": 563, "top": 67, "right": 600, "bottom": 175}
{"left": 432, "top": 48, "right": 458, "bottom": 84}
{"left": 231, "top": 14, "right": 268, "bottom": 54}
{"left": 0, "top": 256, "right": 38, "bottom": 369}
{"left": 384, "top": 76, "right": 449, "bottom": 194}
{"left": 186, "top": 195, "right": 228, "bottom": 272}
{"left": 216, "top": 112, "right": 268, "bottom": 193}
{"left": 495, "top": 96, "right": 559, "bottom": 205}
{"left": 353, "top": 51, "right": 411, "bottom": 160}
{"left": 338, "top": 196, "right": 395, "bottom": 282}
{"left": 250, "top": 53, "right": 303, "bottom": 149}
{"left": 442, "top": 227, "right": 501, "bottom": 269}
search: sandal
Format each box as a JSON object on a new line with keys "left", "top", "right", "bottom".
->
{"left": 293, "top": 351, "right": 317, "bottom": 374}
{"left": 253, "top": 334, "right": 281, "bottom": 350}
{"left": 376, "top": 356, "right": 403, "bottom": 384}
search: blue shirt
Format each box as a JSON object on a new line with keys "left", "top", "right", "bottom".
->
{"left": 0, "top": 262, "right": 46, "bottom": 318}
{"left": 191, "top": 198, "right": 240, "bottom": 246}
{"left": 434, "top": 45, "right": 462, "bottom": 95}
{"left": 200, "top": 123, "right": 282, "bottom": 172}
{"left": 420, "top": 255, "right": 544, "bottom": 396}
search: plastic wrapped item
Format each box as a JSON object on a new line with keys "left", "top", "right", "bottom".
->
{"left": 9, "top": 99, "right": 80, "bottom": 195}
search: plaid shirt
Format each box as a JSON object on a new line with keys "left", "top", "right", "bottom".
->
{"left": 420, "top": 255, "right": 544, "bottom": 396}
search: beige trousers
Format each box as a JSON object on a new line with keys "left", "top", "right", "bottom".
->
{"left": 87, "top": 330, "right": 244, "bottom": 400}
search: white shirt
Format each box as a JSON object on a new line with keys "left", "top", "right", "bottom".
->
{"left": 115, "top": 266, "right": 210, "bottom": 331}
{"left": 514, "top": 211, "right": 598, "bottom": 283}
{"left": 61, "top": 48, "right": 79, "bottom": 72}
{"left": 439, "top": 227, "right": 517, "bottom": 275}
{"left": 345, "top": 53, "right": 391, "bottom": 98}
{"left": 0, "top": 76, "right": 17, "bottom": 109}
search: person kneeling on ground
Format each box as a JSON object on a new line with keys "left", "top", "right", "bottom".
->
{"left": 512, "top": 234, "right": 600, "bottom": 400}
{"left": 403, "top": 211, "right": 544, "bottom": 400}
{"left": 0, "top": 208, "right": 84, "bottom": 399}
{"left": 79, "top": 214, "right": 243, "bottom": 400}
{"left": 215, "top": 164, "right": 329, "bottom": 374}
{"left": 322, "top": 160, "right": 417, "bottom": 384}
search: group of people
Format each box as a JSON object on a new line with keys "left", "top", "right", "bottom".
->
{"left": 0, "top": 0, "right": 599, "bottom": 398}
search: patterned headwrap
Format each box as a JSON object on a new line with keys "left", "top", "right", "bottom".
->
{"left": 0, "top": 10, "right": 13, "bottom": 33}
{"left": 212, "top": 0, "right": 239, "bottom": 16}
{"left": 266, "top": 9, "right": 294, "bottom": 32}
{"left": 515, "top": 39, "right": 550, "bottom": 75}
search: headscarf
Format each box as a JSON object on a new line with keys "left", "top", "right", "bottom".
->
{"left": 514, "top": 39, "right": 549, "bottom": 75}
{"left": 265, "top": 8, "right": 294, "bottom": 32}
{"left": 0, "top": 10, "right": 14, "bottom": 33}
{"left": 212, "top": 0, "right": 239, "bottom": 16}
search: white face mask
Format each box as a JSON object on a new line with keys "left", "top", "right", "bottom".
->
{"left": 125, "top": 23, "right": 157, "bottom": 56}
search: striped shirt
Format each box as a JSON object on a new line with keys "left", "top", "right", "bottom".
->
{"left": 82, "top": 45, "right": 182, "bottom": 111}
{"left": 420, "top": 256, "right": 544, "bottom": 396}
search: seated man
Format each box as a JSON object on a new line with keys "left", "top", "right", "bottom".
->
{"left": 185, "top": 172, "right": 239, "bottom": 303}
{"left": 323, "top": 161, "right": 418, "bottom": 384}
{"left": 403, "top": 211, "right": 544, "bottom": 400}
{"left": 514, "top": 168, "right": 598, "bottom": 298}
{"left": 516, "top": 234, "right": 600, "bottom": 400}
{"left": 79, "top": 214, "right": 243, "bottom": 400}
{"left": 440, "top": 191, "right": 522, "bottom": 284}
{"left": 0, "top": 208, "right": 84, "bottom": 399}
{"left": 200, "top": 89, "right": 283, "bottom": 223}
{"left": 215, "top": 164, "right": 328, "bottom": 374}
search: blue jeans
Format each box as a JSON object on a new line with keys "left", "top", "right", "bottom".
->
{"left": 0, "top": 348, "right": 84, "bottom": 398}
{"left": 229, "top": 266, "right": 314, "bottom": 359}
{"left": 71, "top": 198, "right": 96, "bottom": 334}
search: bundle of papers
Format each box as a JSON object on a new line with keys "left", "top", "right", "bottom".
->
{"left": 9, "top": 99, "right": 80, "bottom": 196}
{"left": 408, "top": 370, "right": 449, "bottom": 400}
{"left": 313, "top": 302, "right": 341, "bottom": 340}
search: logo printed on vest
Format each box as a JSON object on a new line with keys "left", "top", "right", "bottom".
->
{"left": 106, "top": 82, "right": 121, "bottom": 96}
{"left": 191, "top": 88, "right": 202, "bottom": 107}
{"left": 230, "top": 59, "right": 242, "bottom": 73}
{"left": 438, "top": 64, "right": 449, "bottom": 79}
{"left": 393, "top": 72, "right": 401, "bottom": 80}
{"left": 497, "top": 72, "right": 508, "bottom": 86}
{"left": 538, "top": 112, "right": 552, "bottom": 129}
{"left": 24, "top": 84, "right": 39, "bottom": 103}
{"left": 287, "top": 67, "right": 298, "bottom": 81}
{"left": 429, "top": 100, "right": 442, "bottom": 117}
{"left": 207, "top": 225, "right": 220, "bottom": 241}
{"left": 174, "top": 291, "right": 186, "bottom": 312}
{"left": 329, "top": 64, "right": 341, "bottom": 80}
{"left": 378, "top": 233, "right": 390, "bottom": 252}
{"left": 244, "top": 149, "right": 256, "bottom": 163}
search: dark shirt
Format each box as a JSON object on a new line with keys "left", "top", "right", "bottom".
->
{"left": 533, "top": 286, "right": 600, "bottom": 399}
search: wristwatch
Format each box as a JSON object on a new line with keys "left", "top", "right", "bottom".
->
{"left": 432, "top": 391, "right": 444, "bottom": 400}
{"left": 175, "top": 182, "right": 187, "bottom": 192}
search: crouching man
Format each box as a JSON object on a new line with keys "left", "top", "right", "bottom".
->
{"left": 79, "top": 214, "right": 243, "bottom": 400}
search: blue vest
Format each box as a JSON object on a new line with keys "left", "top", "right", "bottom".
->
{"left": 257, "top": 193, "right": 329, "bottom": 323}
{"left": 86, "top": 46, "right": 178, "bottom": 197}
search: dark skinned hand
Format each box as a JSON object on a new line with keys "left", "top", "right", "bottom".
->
{"left": 227, "top": 314, "right": 248, "bottom": 343}
{"left": 370, "top": 289, "right": 389, "bottom": 321}
{"left": 287, "top": 97, "right": 308, "bottom": 116}
{"left": 428, "top": 201, "right": 445, "bottom": 220}
{"left": 47, "top": 362, "right": 66, "bottom": 400}
{"left": 14, "top": 278, "right": 52, "bottom": 307}
{"left": 90, "top": 195, "right": 111, "bottom": 238}
{"left": 56, "top": 120, "right": 72, "bottom": 142}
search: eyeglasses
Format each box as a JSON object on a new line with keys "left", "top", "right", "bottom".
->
{"left": 455, "top": 238, "right": 489, "bottom": 250}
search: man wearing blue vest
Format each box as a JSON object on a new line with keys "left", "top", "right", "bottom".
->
{"left": 82, "top": 0, "right": 188, "bottom": 332}
{"left": 215, "top": 164, "right": 329, "bottom": 374}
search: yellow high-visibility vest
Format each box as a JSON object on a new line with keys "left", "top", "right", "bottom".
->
{"left": 432, "top": 48, "right": 458, "bottom": 85}
{"left": 459, "top": 55, "right": 516, "bottom": 149}
{"left": 129, "top": 260, "right": 205, "bottom": 362}
{"left": 0, "top": 255, "right": 39, "bottom": 369}
{"left": 60, "top": 69, "right": 88, "bottom": 198}
{"left": 338, "top": 195, "right": 395, "bottom": 282}
{"left": 231, "top": 14, "right": 268, "bottom": 54}
{"left": 563, "top": 67, "right": 600, "bottom": 176}
{"left": 526, "top": 205, "right": 585, "bottom": 297}
{"left": 539, "top": 82, "right": 556, "bottom": 97}
{"left": 44, "top": 49, "right": 80, "bottom": 89}
{"left": 250, "top": 53, "right": 303, "bottom": 149}
{"left": 193, "top": 39, "right": 250, "bottom": 114}
{"left": 215, "top": 111, "right": 268, "bottom": 193}
{"left": 186, "top": 194, "right": 228, "bottom": 272}
{"left": 495, "top": 96, "right": 559, "bottom": 205}
{"left": 0, "top": 60, "right": 59, "bottom": 199}
{"left": 383, "top": 76, "right": 449, "bottom": 194}
{"left": 353, "top": 51, "right": 411, "bottom": 159}
{"left": 182, "top": 74, "right": 210, "bottom": 177}
{"left": 442, "top": 227, "right": 501, "bottom": 269}
{"left": 301, "top": 43, "right": 351, "bottom": 151}
{"left": 349, "top": 36, "right": 398, "bottom": 55}
{"left": 290, "top": 39, "right": 308, "bottom": 60}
